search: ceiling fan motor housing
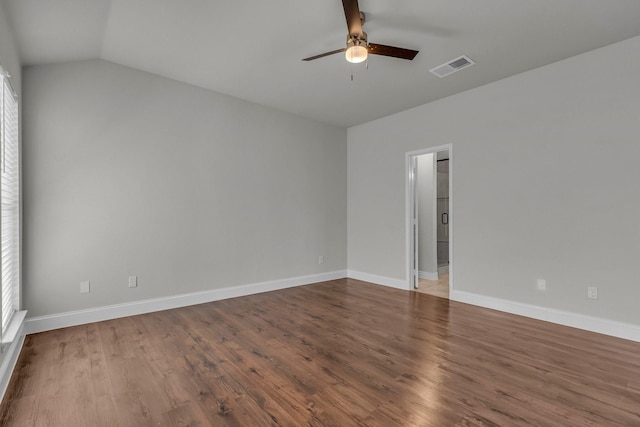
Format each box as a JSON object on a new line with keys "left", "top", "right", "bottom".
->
{"left": 347, "top": 32, "right": 368, "bottom": 48}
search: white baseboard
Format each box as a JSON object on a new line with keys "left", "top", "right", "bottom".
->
{"left": 0, "top": 321, "right": 26, "bottom": 402}
{"left": 347, "top": 270, "right": 408, "bottom": 290}
{"left": 451, "top": 290, "right": 640, "bottom": 343}
{"left": 438, "top": 265, "right": 449, "bottom": 275}
{"left": 25, "top": 270, "right": 348, "bottom": 335}
{"left": 26, "top": 269, "right": 638, "bottom": 344}
{"left": 418, "top": 271, "right": 438, "bottom": 280}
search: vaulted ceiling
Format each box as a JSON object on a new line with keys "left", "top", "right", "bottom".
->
{"left": 4, "top": 0, "right": 640, "bottom": 127}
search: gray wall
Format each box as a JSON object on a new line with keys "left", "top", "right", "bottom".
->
{"left": 417, "top": 154, "right": 437, "bottom": 274}
{"left": 0, "top": 2, "right": 20, "bottom": 93}
{"left": 348, "top": 35, "right": 640, "bottom": 325}
{"left": 22, "top": 59, "right": 347, "bottom": 318}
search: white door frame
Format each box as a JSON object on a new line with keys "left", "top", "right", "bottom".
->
{"left": 405, "top": 144, "right": 453, "bottom": 293}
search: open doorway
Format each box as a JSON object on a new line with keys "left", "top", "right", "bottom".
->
{"left": 407, "top": 146, "right": 452, "bottom": 299}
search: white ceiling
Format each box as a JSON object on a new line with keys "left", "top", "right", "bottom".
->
{"left": 4, "top": 0, "right": 640, "bottom": 128}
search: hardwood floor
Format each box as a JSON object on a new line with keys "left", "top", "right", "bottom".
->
{"left": 2, "top": 278, "right": 639, "bottom": 426}
{"left": 415, "top": 273, "right": 450, "bottom": 299}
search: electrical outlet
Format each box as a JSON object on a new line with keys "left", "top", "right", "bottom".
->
{"left": 587, "top": 286, "right": 598, "bottom": 300}
{"left": 536, "top": 279, "right": 546, "bottom": 291}
{"left": 128, "top": 276, "right": 138, "bottom": 288}
{"left": 80, "top": 281, "right": 90, "bottom": 294}
{"left": 318, "top": 256, "right": 324, "bottom": 264}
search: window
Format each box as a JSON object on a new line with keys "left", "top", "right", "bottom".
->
{"left": 0, "top": 68, "right": 19, "bottom": 338}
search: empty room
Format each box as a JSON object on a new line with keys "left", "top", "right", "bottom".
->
{"left": 0, "top": 0, "right": 639, "bottom": 425}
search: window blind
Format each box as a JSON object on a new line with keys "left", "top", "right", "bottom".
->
{"left": 1, "top": 71, "right": 19, "bottom": 335}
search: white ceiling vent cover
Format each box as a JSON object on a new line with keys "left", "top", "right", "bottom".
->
{"left": 430, "top": 55, "right": 475, "bottom": 78}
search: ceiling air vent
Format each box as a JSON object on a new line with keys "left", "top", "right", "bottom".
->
{"left": 430, "top": 55, "right": 475, "bottom": 78}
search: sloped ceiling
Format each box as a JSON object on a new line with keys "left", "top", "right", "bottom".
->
{"left": 4, "top": 0, "right": 640, "bottom": 127}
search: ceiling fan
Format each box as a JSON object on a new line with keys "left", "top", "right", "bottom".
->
{"left": 302, "top": 0, "right": 419, "bottom": 63}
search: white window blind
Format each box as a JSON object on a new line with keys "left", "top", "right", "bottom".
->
{"left": 0, "top": 70, "right": 19, "bottom": 335}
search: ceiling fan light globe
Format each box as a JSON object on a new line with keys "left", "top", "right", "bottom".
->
{"left": 345, "top": 45, "right": 368, "bottom": 63}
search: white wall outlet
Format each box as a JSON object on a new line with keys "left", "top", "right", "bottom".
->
{"left": 536, "top": 279, "right": 546, "bottom": 291}
{"left": 80, "top": 281, "right": 90, "bottom": 294}
{"left": 318, "top": 256, "right": 324, "bottom": 264}
{"left": 128, "top": 276, "right": 138, "bottom": 288}
{"left": 587, "top": 286, "right": 598, "bottom": 300}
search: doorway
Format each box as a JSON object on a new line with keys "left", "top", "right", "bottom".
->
{"left": 406, "top": 145, "right": 452, "bottom": 298}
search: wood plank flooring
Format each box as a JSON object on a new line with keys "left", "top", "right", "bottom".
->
{"left": 1, "top": 278, "right": 640, "bottom": 426}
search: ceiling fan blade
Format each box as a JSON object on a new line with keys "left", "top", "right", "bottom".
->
{"left": 342, "top": 0, "right": 363, "bottom": 36}
{"left": 302, "top": 48, "right": 347, "bottom": 61}
{"left": 368, "top": 43, "right": 419, "bottom": 60}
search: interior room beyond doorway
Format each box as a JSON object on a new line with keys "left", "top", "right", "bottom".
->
{"left": 412, "top": 149, "right": 450, "bottom": 299}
